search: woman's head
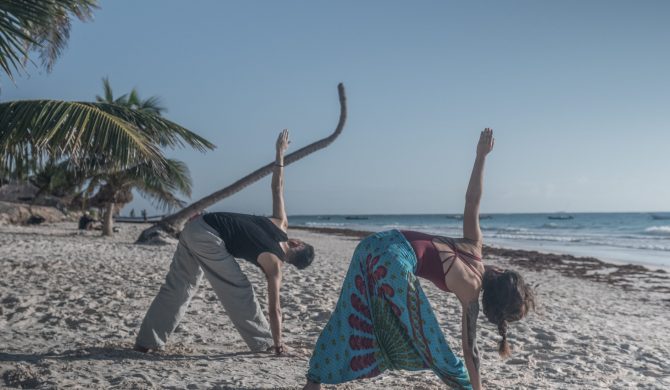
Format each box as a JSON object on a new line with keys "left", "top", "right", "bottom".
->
{"left": 482, "top": 267, "right": 535, "bottom": 358}
{"left": 285, "top": 239, "right": 315, "bottom": 270}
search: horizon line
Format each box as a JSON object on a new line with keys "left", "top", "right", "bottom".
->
{"left": 286, "top": 211, "right": 670, "bottom": 217}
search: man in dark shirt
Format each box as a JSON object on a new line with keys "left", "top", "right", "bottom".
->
{"left": 135, "top": 129, "right": 314, "bottom": 355}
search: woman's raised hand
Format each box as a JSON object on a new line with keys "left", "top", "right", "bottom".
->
{"left": 476, "top": 128, "right": 494, "bottom": 157}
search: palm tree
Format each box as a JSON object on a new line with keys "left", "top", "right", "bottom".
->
{"left": 88, "top": 158, "right": 192, "bottom": 236}
{"left": 1, "top": 77, "right": 215, "bottom": 231}
{"left": 23, "top": 154, "right": 191, "bottom": 236}
{"left": 136, "top": 83, "right": 347, "bottom": 243}
{"left": 83, "top": 78, "right": 200, "bottom": 235}
{"left": 0, "top": 0, "right": 98, "bottom": 82}
{"left": 95, "top": 77, "right": 165, "bottom": 114}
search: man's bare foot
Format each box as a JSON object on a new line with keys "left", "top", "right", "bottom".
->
{"left": 133, "top": 344, "right": 162, "bottom": 353}
{"left": 303, "top": 380, "right": 321, "bottom": 390}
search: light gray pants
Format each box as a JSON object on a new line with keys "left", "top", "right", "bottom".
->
{"left": 136, "top": 216, "right": 273, "bottom": 352}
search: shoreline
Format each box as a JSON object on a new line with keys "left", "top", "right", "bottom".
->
{"left": 290, "top": 226, "right": 670, "bottom": 296}
{"left": 288, "top": 212, "right": 670, "bottom": 270}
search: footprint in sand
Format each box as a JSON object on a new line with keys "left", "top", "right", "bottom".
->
{"left": 1, "top": 295, "right": 20, "bottom": 308}
{"left": 505, "top": 358, "right": 529, "bottom": 366}
{"left": 532, "top": 327, "right": 558, "bottom": 342}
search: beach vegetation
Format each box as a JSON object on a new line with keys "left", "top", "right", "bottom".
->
{"left": 0, "top": 77, "right": 214, "bottom": 234}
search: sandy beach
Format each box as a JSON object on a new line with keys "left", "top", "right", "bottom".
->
{"left": 1, "top": 222, "right": 668, "bottom": 389}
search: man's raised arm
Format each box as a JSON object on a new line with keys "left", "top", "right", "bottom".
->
{"left": 272, "top": 129, "right": 290, "bottom": 230}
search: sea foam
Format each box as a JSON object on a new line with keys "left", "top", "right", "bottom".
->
{"left": 644, "top": 226, "right": 670, "bottom": 236}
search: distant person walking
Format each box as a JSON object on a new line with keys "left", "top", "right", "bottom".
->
{"left": 304, "top": 129, "right": 535, "bottom": 390}
{"left": 135, "top": 129, "right": 315, "bottom": 355}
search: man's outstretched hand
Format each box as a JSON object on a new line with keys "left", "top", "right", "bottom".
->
{"left": 276, "top": 129, "right": 291, "bottom": 156}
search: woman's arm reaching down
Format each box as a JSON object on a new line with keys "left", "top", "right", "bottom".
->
{"left": 462, "top": 298, "right": 482, "bottom": 390}
{"left": 463, "top": 128, "right": 495, "bottom": 244}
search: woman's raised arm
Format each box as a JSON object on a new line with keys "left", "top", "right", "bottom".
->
{"left": 463, "top": 128, "right": 494, "bottom": 243}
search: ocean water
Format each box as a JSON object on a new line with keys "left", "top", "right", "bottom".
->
{"left": 290, "top": 213, "right": 670, "bottom": 269}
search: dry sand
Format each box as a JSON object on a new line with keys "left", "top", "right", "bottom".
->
{"left": 1, "top": 222, "right": 668, "bottom": 389}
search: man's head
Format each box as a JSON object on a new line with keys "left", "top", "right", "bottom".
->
{"left": 284, "top": 239, "right": 315, "bottom": 270}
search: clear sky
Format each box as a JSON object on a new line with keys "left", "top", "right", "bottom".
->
{"left": 3, "top": 0, "right": 669, "bottom": 215}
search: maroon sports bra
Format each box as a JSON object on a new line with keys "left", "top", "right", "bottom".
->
{"left": 401, "top": 230, "right": 483, "bottom": 292}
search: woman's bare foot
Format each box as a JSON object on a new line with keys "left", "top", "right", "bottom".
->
{"left": 303, "top": 380, "right": 321, "bottom": 390}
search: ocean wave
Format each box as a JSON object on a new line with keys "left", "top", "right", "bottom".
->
{"left": 628, "top": 243, "right": 670, "bottom": 251}
{"left": 490, "top": 233, "right": 670, "bottom": 252}
{"left": 541, "top": 223, "right": 560, "bottom": 229}
{"left": 537, "top": 223, "right": 586, "bottom": 230}
{"left": 381, "top": 223, "right": 415, "bottom": 230}
{"left": 304, "top": 222, "right": 347, "bottom": 227}
{"left": 615, "top": 233, "right": 670, "bottom": 241}
{"left": 482, "top": 226, "right": 529, "bottom": 233}
{"left": 580, "top": 240, "right": 670, "bottom": 252}
{"left": 490, "top": 233, "right": 582, "bottom": 243}
{"left": 644, "top": 226, "right": 670, "bottom": 236}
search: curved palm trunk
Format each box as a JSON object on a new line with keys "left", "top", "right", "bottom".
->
{"left": 136, "top": 83, "right": 347, "bottom": 243}
{"left": 102, "top": 202, "right": 115, "bottom": 236}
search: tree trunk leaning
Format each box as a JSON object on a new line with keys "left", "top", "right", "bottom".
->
{"left": 102, "top": 202, "right": 115, "bottom": 236}
{"left": 135, "top": 83, "right": 347, "bottom": 244}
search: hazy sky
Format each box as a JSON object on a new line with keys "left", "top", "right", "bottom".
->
{"left": 3, "top": 0, "right": 669, "bottom": 215}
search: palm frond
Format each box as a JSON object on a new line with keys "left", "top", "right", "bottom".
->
{"left": 35, "top": 1, "right": 97, "bottom": 72}
{"left": 97, "top": 76, "right": 114, "bottom": 103}
{"left": 0, "top": 99, "right": 164, "bottom": 171}
{"left": 0, "top": 1, "right": 39, "bottom": 78}
{"left": 93, "top": 102, "right": 215, "bottom": 151}
{"left": 127, "top": 88, "right": 140, "bottom": 107}
{"left": 29, "top": 157, "right": 86, "bottom": 197}
{"left": 30, "top": 5, "right": 72, "bottom": 73}
{"left": 94, "top": 78, "right": 185, "bottom": 140}
{"left": 123, "top": 158, "right": 192, "bottom": 211}
{"left": 113, "top": 93, "right": 129, "bottom": 105}
{"left": 0, "top": 0, "right": 99, "bottom": 79}
{"left": 136, "top": 95, "right": 164, "bottom": 115}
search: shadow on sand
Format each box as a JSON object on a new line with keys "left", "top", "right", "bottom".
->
{"left": 0, "top": 346, "right": 269, "bottom": 364}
